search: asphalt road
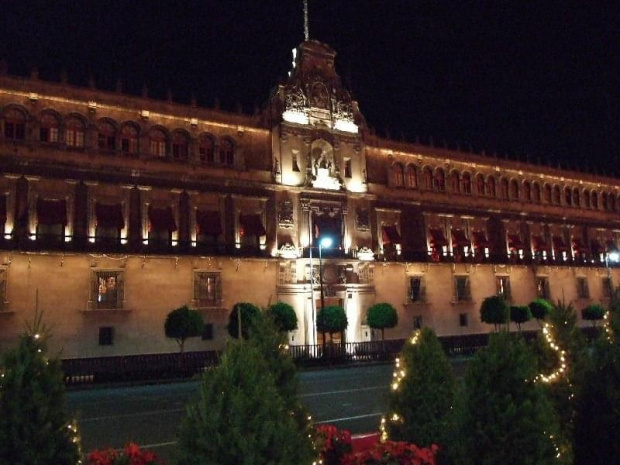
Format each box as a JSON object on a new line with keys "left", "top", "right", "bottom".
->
{"left": 67, "top": 363, "right": 395, "bottom": 462}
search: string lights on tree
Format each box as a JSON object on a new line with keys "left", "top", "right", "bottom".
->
{"left": 534, "top": 322, "right": 568, "bottom": 384}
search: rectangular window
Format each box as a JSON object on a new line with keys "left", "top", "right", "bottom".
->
{"left": 66, "top": 129, "right": 84, "bottom": 148}
{"left": 5, "top": 122, "right": 25, "bottom": 140}
{"left": 496, "top": 276, "right": 511, "bottom": 300}
{"left": 36, "top": 223, "right": 64, "bottom": 241}
{"left": 576, "top": 277, "right": 589, "bottom": 299}
{"left": 602, "top": 277, "right": 613, "bottom": 298}
{"left": 344, "top": 158, "right": 352, "bottom": 178}
{"left": 98, "top": 327, "right": 114, "bottom": 346}
{"left": 91, "top": 271, "right": 124, "bottom": 310}
{"left": 194, "top": 272, "right": 222, "bottom": 308}
{"left": 121, "top": 137, "right": 138, "bottom": 154}
{"left": 292, "top": 153, "right": 300, "bottom": 172}
{"left": 459, "top": 313, "right": 469, "bottom": 327}
{"left": 413, "top": 315, "right": 423, "bottom": 330}
{"left": 454, "top": 276, "right": 471, "bottom": 302}
{"left": 409, "top": 276, "right": 425, "bottom": 303}
{"left": 201, "top": 323, "right": 214, "bottom": 340}
{"left": 536, "top": 277, "right": 550, "bottom": 299}
{"left": 150, "top": 139, "right": 166, "bottom": 157}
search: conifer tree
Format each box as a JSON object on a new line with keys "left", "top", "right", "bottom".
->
{"left": 386, "top": 328, "right": 455, "bottom": 449}
{"left": 176, "top": 341, "right": 315, "bottom": 465}
{"left": 0, "top": 314, "right": 81, "bottom": 465}
{"left": 573, "top": 337, "right": 620, "bottom": 464}
{"left": 461, "top": 332, "right": 559, "bottom": 465}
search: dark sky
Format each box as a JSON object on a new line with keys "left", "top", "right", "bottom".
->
{"left": 1, "top": 1, "right": 619, "bottom": 173}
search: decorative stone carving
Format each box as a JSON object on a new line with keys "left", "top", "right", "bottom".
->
{"left": 278, "top": 200, "right": 294, "bottom": 228}
{"left": 356, "top": 208, "right": 370, "bottom": 231}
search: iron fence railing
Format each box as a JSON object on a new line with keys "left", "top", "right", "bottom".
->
{"left": 60, "top": 327, "right": 604, "bottom": 386}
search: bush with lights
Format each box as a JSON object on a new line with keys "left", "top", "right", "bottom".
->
{"left": 382, "top": 328, "right": 454, "bottom": 458}
{"left": 461, "top": 332, "right": 560, "bottom": 464}
{"left": 0, "top": 312, "right": 81, "bottom": 464}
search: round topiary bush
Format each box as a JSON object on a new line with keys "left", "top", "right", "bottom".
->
{"left": 227, "top": 302, "right": 261, "bottom": 339}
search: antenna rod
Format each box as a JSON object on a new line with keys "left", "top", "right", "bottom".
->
{"left": 304, "top": 0, "right": 309, "bottom": 41}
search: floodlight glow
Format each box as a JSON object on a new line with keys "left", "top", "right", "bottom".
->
{"left": 609, "top": 252, "right": 619, "bottom": 263}
{"left": 320, "top": 237, "right": 333, "bottom": 248}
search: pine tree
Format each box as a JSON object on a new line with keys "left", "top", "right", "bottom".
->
{"left": 573, "top": 337, "right": 620, "bottom": 464}
{"left": 0, "top": 314, "right": 81, "bottom": 465}
{"left": 461, "top": 332, "right": 559, "bottom": 465}
{"left": 175, "top": 341, "right": 315, "bottom": 465}
{"left": 386, "top": 328, "right": 455, "bottom": 449}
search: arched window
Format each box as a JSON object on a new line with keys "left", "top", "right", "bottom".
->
{"left": 199, "top": 134, "right": 215, "bottom": 163}
{"left": 532, "top": 182, "right": 541, "bottom": 203}
{"left": 486, "top": 176, "right": 496, "bottom": 197}
{"left": 3, "top": 107, "right": 26, "bottom": 140}
{"left": 423, "top": 167, "right": 433, "bottom": 190}
{"left": 120, "top": 123, "right": 139, "bottom": 154}
{"left": 572, "top": 188, "right": 580, "bottom": 207}
{"left": 523, "top": 181, "right": 531, "bottom": 202}
{"left": 149, "top": 128, "right": 167, "bottom": 157}
{"left": 509, "top": 179, "right": 519, "bottom": 200}
{"left": 449, "top": 171, "right": 460, "bottom": 193}
{"left": 219, "top": 138, "right": 234, "bottom": 166}
{"left": 543, "top": 184, "right": 552, "bottom": 203}
{"left": 39, "top": 111, "right": 60, "bottom": 143}
{"left": 500, "top": 178, "right": 509, "bottom": 200}
{"left": 476, "top": 174, "right": 485, "bottom": 195}
{"left": 65, "top": 115, "right": 85, "bottom": 148}
{"left": 97, "top": 120, "right": 116, "bottom": 151}
{"left": 393, "top": 163, "right": 404, "bottom": 187}
{"left": 405, "top": 165, "right": 417, "bottom": 188}
{"left": 434, "top": 168, "right": 445, "bottom": 191}
{"left": 172, "top": 131, "right": 189, "bottom": 161}
{"left": 584, "top": 190, "right": 591, "bottom": 208}
{"left": 564, "top": 187, "right": 572, "bottom": 206}
{"left": 592, "top": 191, "right": 599, "bottom": 209}
{"left": 462, "top": 173, "right": 472, "bottom": 194}
{"left": 553, "top": 185, "right": 561, "bottom": 205}
{"left": 601, "top": 192, "right": 608, "bottom": 211}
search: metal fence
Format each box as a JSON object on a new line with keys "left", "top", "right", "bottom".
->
{"left": 61, "top": 327, "right": 602, "bottom": 386}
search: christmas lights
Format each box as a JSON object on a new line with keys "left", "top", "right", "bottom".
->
{"left": 534, "top": 322, "right": 568, "bottom": 384}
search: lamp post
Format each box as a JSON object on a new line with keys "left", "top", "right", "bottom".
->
{"left": 318, "top": 236, "right": 333, "bottom": 315}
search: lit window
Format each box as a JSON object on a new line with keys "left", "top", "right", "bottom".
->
{"left": 149, "top": 129, "right": 167, "bottom": 157}
{"left": 536, "top": 277, "right": 550, "bottom": 299}
{"left": 462, "top": 173, "right": 472, "bottom": 194}
{"left": 91, "top": 270, "right": 124, "bottom": 310}
{"left": 194, "top": 272, "right": 222, "bottom": 308}
{"left": 476, "top": 174, "right": 485, "bottom": 195}
{"left": 434, "top": 169, "right": 445, "bottom": 191}
{"left": 405, "top": 165, "right": 417, "bottom": 188}
{"left": 454, "top": 276, "right": 471, "bottom": 302}
{"left": 393, "top": 164, "right": 404, "bottom": 187}
{"left": 409, "top": 276, "right": 426, "bottom": 303}
{"left": 496, "top": 276, "right": 511, "bottom": 300}
{"left": 66, "top": 117, "right": 85, "bottom": 148}
{"left": 199, "top": 135, "right": 215, "bottom": 163}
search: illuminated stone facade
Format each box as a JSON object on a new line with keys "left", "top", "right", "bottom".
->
{"left": 0, "top": 40, "right": 618, "bottom": 357}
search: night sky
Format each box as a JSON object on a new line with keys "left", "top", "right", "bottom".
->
{"left": 1, "top": 1, "right": 619, "bottom": 174}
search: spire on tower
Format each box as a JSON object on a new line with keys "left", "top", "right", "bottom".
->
{"left": 303, "top": 0, "right": 309, "bottom": 41}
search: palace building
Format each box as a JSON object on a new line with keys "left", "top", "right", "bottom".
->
{"left": 0, "top": 40, "right": 618, "bottom": 357}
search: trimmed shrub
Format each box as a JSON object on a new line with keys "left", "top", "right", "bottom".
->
{"left": 164, "top": 305, "right": 204, "bottom": 352}
{"left": 529, "top": 298, "right": 553, "bottom": 326}
{"left": 510, "top": 305, "right": 532, "bottom": 331}
{"left": 227, "top": 302, "right": 261, "bottom": 339}
{"left": 317, "top": 305, "right": 348, "bottom": 344}
{"left": 366, "top": 302, "right": 398, "bottom": 341}
{"left": 267, "top": 301, "right": 298, "bottom": 332}
{"left": 581, "top": 304, "right": 605, "bottom": 327}
{"left": 480, "top": 295, "right": 509, "bottom": 331}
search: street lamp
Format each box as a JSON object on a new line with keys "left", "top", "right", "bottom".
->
{"left": 605, "top": 251, "right": 619, "bottom": 293}
{"left": 318, "top": 236, "right": 333, "bottom": 315}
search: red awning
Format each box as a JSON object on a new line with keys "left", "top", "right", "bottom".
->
{"left": 0, "top": 194, "right": 6, "bottom": 223}
{"left": 148, "top": 206, "right": 177, "bottom": 232}
{"left": 429, "top": 228, "right": 448, "bottom": 246}
{"left": 382, "top": 225, "right": 402, "bottom": 244}
{"left": 472, "top": 231, "right": 490, "bottom": 248}
{"left": 95, "top": 202, "right": 125, "bottom": 229}
{"left": 606, "top": 240, "right": 619, "bottom": 253}
{"left": 531, "top": 235, "right": 549, "bottom": 252}
{"left": 239, "top": 214, "right": 266, "bottom": 237}
{"left": 196, "top": 210, "right": 222, "bottom": 236}
{"left": 572, "top": 238, "right": 586, "bottom": 252}
{"left": 452, "top": 229, "right": 471, "bottom": 247}
{"left": 508, "top": 234, "right": 525, "bottom": 250}
{"left": 552, "top": 236, "right": 570, "bottom": 252}
{"left": 590, "top": 240, "right": 604, "bottom": 255}
{"left": 37, "top": 198, "right": 67, "bottom": 225}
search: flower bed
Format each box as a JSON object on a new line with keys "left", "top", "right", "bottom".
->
{"left": 87, "top": 442, "right": 163, "bottom": 465}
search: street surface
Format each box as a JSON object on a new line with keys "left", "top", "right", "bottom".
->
{"left": 67, "top": 363, "right": 394, "bottom": 462}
